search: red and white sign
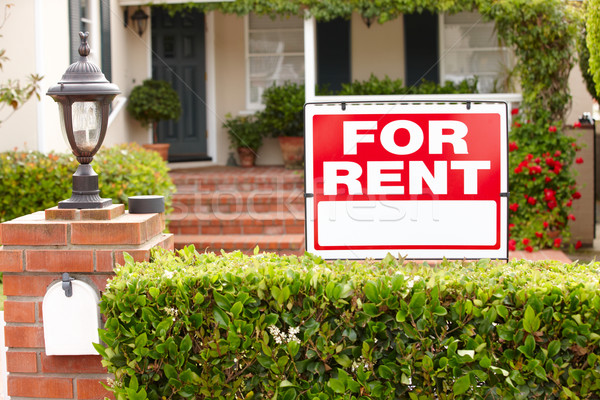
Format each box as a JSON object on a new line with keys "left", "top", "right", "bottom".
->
{"left": 304, "top": 101, "right": 508, "bottom": 259}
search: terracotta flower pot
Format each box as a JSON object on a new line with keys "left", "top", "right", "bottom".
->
{"left": 142, "top": 143, "right": 170, "bottom": 162}
{"left": 278, "top": 136, "right": 304, "bottom": 169}
{"left": 237, "top": 147, "right": 256, "bottom": 168}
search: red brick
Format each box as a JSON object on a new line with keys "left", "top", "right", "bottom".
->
{"left": 5, "top": 326, "right": 44, "bottom": 348}
{"left": 89, "top": 275, "right": 112, "bottom": 293}
{"left": 8, "top": 376, "right": 73, "bottom": 398}
{"left": 0, "top": 221, "right": 67, "bottom": 245}
{"left": 114, "top": 249, "right": 150, "bottom": 266}
{"left": 96, "top": 250, "right": 114, "bottom": 272}
{"left": 41, "top": 353, "right": 106, "bottom": 374}
{"left": 4, "top": 301, "right": 36, "bottom": 323}
{"left": 6, "top": 351, "right": 37, "bottom": 373}
{"left": 77, "top": 378, "right": 115, "bottom": 399}
{"left": 158, "top": 234, "right": 174, "bottom": 250}
{"left": 80, "top": 204, "right": 125, "bottom": 220}
{"left": 0, "top": 249, "right": 23, "bottom": 272}
{"left": 25, "top": 249, "right": 94, "bottom": 272}
{"left": 3, "top": 274, "right": 56, "bottom": 297}
{"left": 71, "top": 221, "right": 145, "bottom": 245}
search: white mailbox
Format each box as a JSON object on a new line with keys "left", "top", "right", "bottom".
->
{"left": 42, "top": 275, "right": 101, "bottom": 355}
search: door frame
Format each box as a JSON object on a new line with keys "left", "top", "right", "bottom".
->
{"left": 147, "top": 10, "right": 218, "bottom": 163}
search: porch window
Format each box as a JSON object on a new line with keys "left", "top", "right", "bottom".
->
{"left": 246, "top": 13, "right": 304, "bottom": 109}
{"left": 440, "top": 11, "right": 513, "bottom": 93}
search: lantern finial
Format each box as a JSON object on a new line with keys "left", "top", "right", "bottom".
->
{"left": 78, "top": 32, "right": 90, "bottom": 58}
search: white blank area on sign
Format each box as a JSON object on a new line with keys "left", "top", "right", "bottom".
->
{"left": 317, "top": 200, "right": 497, "bottom": 247}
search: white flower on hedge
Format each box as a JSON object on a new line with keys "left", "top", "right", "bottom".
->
{"left": 162, "top": 270, "right": 175, "bottom": 279}
{"left": 351, "top": 356, "right": 372, "bottom": 373}
{"left": 407, "top": 275, "right": 422, "bottom": 289}
{"left": 268, "top": 325, "right": 301, "bottom": 344}
{"left": 165, "top": 307, "right": 178, "bottom": 319}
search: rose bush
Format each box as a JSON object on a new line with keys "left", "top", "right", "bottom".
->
{"left": 507, "top": 109, "right": 582, "bottom": 252}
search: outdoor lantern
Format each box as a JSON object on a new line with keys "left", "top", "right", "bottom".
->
{"left": 130, "top": 7, "right": 149, "bottom": 37}
{"left": 47, "top": 32, "right": 120, "bottom": 209}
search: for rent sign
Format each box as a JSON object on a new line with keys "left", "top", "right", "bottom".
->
{"left": 304, "top": 101, "right": 509, "bottom": 259}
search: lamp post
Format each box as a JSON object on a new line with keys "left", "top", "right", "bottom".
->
{"left": 47, "top": 32, "right": 120, "bottom": 209}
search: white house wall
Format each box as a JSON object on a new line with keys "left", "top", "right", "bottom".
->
{"left": 105, "top": 1, "right": 150, "bottom": 148}
{"left": 350, "top": 14, "right": 405, "bottom": 82}
{"left": 0, "top": 0, "right": 67, "bottom": 153}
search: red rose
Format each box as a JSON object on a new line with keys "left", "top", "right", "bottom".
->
{"left": 527, "top": 197, "right": 536, "bottom": 205}
{"left": 547, "top": 200, "right": 557, "bottom": 210}
{"left": 509, "top": 223, "right": 515, "bottom": 230}
{"left": 514, "top": 122, "right": 521, "bottom": 128}
{"left": 514, "top": 166, "right": 523, "bottom": 174}
{"left": 575, "top": 240, "right": 582, "bottom": 249}
{"left": 544, "top": 188, "right": 555, "bottom": 200}
{"left": 573, "top": 191, "right": 581, "bottom": 199}
{"left": 576, "top": 157, "right": 583, "bottom": 164}
{"left": 545, "top": 177, "right": 552, "bottom": 183}
{"left": 566, "top": 200, "right": 572, "bottom": 207}
{"left": 549, "top": 125, "right": 557, "bottom": 133}
{"left": 525, "top": 245, "right": 534, "bottom": 253}
{"left": 509, "top": 142, "right": 519, "bottom": 152}
{"left": 509, "top": 239, "right": 516, "bottom": 251}
{"left": 509, "top": 203, "right": 519, "bottom": 212}
{"left": 543, "top": 221, "right": 549, "bottom": 229}
{"left": 554, "top": 150, "right": 561, "bottom": 157}
{"left": 522, "top": 238, "right": 530, "bottom": 245}
{"left": 545, "top": 157, "right": 555, "bottom": 167}
{"left": 511, "top": 108, "right": 519, "bottom": 115}
{"left": 553, "top": 238, "right": 562, "bottom": 248}
{"left": 573, "top": 121, "right": 581, "bottom": 128}
{"left": 535, "top": 232, "right": 543, "bottom": 238}
{"left": 568, "top": 214, "right": 576, "bottom": 221}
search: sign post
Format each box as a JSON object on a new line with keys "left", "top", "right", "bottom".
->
{"left": 304, "top": 101, "right": 509, "bottom": 259}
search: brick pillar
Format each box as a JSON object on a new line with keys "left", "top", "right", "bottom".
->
{"left": 0, "top": 205, "right": 173, "bottom": 399}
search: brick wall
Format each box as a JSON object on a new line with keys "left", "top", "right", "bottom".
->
{"left": 0, "top": 205, "right": 173, "bottom": 399}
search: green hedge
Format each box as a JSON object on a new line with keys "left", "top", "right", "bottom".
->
{"left": 98, "top": 249, "right": 600, "bottom": 400}
{"left": 0, "top": 143, "right": 176, "bottom": 223}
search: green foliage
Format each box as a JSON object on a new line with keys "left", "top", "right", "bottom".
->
{"left": 484, "top": 0, "right": 579, "bottom": 122}
{"left": 587, "top": 0, "right": 600, "bottom": 97}
{"left": 223, "top": 113, "right": 264, "bottom": 151}
{"left": 127, "top": 79, "right": 182, "bottom": 128}
{"left": 577, "top": 2, "right": 600, "bottom": 103}
{"left": 0, "top": 143, "right": 176, "bottom": 223}
{"left": 334, "top": 75, "right": 479, "bottom": 96}
{"left": 259, "top": 82, "right": 305, "bottom": 138}
{"left": 100, "top": 248, "right": 600, "bottom": 399}
{"left": 507, "top": 110, "right": 579, "bottom": 251}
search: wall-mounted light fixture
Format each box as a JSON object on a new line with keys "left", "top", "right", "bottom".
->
{"left": 123, "top": 6, "right": 149, "bottom": 37}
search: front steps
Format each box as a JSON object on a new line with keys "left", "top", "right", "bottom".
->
{"left": 169, "top": 167, "right": 306, "bottom": 255}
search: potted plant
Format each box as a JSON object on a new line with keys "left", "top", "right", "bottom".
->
{"left": 259, "top": 82, "right": 304, "bottom": 169}
{"left": 126, "top": 79, "right": 181, "bottom": 161}
{"left": 223, "top": 113, "right": 264, "bottom": 167}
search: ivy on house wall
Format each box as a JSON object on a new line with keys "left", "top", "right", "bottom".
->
{"left": 587, "top": 0, "right": 600, "bottom": 97}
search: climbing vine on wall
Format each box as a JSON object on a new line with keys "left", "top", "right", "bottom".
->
{"left": 587, "top": 0, "right": 600, "bottom": 97}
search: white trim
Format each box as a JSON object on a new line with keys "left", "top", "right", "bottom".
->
{"left": 244, "top": 14, "right": 252, "bottom": 110}
{"left": 304, "top": 14, "right": 316, "bottom": 102}
{"left": 107, "top": 96, "right": 128, "bottom": 128}
{"left": 206, "top": 11, "right": 218, "bottom": 162}
{"left": 306, "top": 93, "right": 522, "bottom": 103}
{"left": 35, "top": 0, "right": 45, "bottom": 153}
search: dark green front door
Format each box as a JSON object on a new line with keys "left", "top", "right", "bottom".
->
{"left": 152, "top": 8, "right": 209, "bottom": 162}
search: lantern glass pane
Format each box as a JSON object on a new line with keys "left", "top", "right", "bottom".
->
{"left": 71, "top": 101, "right": 102, "bottom": 152}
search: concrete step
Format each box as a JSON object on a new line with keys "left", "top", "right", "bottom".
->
{"left": 174, "top": 233, "right": 305, "bottom": 256}
{"left": 168, "top": 211, "right": 305, "bottom": 235}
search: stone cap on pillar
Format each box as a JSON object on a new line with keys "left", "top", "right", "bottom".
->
{"left": 45, "top": 204, "right": 125, "bottom": 221}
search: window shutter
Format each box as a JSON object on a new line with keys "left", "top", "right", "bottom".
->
{"left": 100, "top": 0, "right": 112, "bottom": 81}
{"left": 68, "top": 0, "right": 81, "bottom": 63}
